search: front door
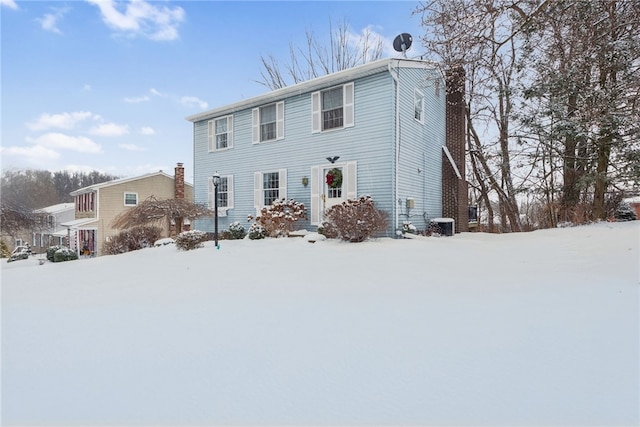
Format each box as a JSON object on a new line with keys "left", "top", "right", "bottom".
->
{"left": 310, "top": 161, "right": 357, "bottom": 225}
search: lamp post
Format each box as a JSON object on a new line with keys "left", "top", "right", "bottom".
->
{"left": 212, "top": 172, "right": 220, "bottom": 248}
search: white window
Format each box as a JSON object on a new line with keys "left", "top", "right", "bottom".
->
{"left": 76, "top": 192, "right": 95, "bottom": 212}
{"left": 124, "top": 192, "right": 138, "bottom": 206}
{"left": 252, "top": 101, "right": 284, "bottom": 143}
{"left": 208, "top": 175, "right": 234, "bottom": 213}
{"left": 254, "top": 169, "right": 287, "bottom": 209}
{"left": 208, "top": 116, "right": 233, "bottom": 151}
{"left": 414, "top": 90, "right": 424, "bottom": 123}
{"left": 312, "top": 82, "right": 354, "bottom": 133}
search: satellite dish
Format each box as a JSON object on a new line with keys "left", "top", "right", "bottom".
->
{"left": 393, "top": 33, "right": 413, "bottom": 56}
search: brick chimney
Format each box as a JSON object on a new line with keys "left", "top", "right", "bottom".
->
{"left": 443, "top": 67, "right": 469, "bottom": 232}
{"left": 174, "top": 162, "right": 185, "bottom": 200}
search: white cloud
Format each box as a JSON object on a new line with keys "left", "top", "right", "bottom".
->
{"left": 36, "top": 7, "right": 69, "bottom": 34}
{"left": 27, "top": 111, "right": 94, "bottom": 131}
{"left": 124, "top": 95, "right": 150, "bottom": 103}
{"left": 64, "top": 164, "right": 107, "bottom": 174}
{"left": 0, "top": 145, "right": 60, "bottom": 160}
{"left": 86, "top": 0, "right": 185, "bottom": 41}
{"left": 149, "top": 88, "right": 165, "bottom": 97}
{"left": 119, "top": 143, "right": 146, "bottom": 152}
{"left": 27, "top": 133, "right": 102, "bottom": 154}
{"left": 140, "top": 126, "right": 155, "bottom": 135}
{"left": 0, "top": 0, "right": 18, "bottom": 10}
{"left": 89, "top": 123, "right": 130, "bottom": 137}
{"left": 181, "top": 96, "right": 208, "bottom": 110}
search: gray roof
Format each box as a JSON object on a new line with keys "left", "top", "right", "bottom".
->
{"left": 185, "top": 58, "right": 440, "bottom": 123}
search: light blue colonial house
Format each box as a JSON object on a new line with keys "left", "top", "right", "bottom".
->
{"left": 186, "top": 58, "right": 468, "bottom": 236}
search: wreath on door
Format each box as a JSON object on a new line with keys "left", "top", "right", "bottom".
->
{"left": 325, "top": 168, "right": 343, "bottom": 189}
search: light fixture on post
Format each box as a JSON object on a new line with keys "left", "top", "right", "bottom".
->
{"left": 212, "top": 171, "right": 220, "bottom": 249}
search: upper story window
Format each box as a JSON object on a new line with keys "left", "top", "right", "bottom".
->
{"left": 208, "top": 115, "right": 233, "bottom": 151}
{"left": 252, "top": 101, "right": 284, "bottom": 143}
{"left": 414, "top": 90, "right": 424, "bottom": 123}
{"left": 124, "top": 192, "right": 138, "bottom": 206}
{"left": 208, "top": 175, "right": 234, "bottom": 211}
{"left": 76, "top": 192, "right": 95, "bottom": 212}
{"left": 312, "top": 82, "right": 354, "bottom": 133}
{"left": 254, "top": 169, "right": 287, "bottom": 209}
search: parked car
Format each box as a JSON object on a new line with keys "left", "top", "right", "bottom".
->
{"left": 7, "top": 245, "right": 31, "bottom": 263}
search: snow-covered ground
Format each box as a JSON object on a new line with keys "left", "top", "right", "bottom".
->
{"left": 2, "top": 221, "right": 639, "bottom": 426}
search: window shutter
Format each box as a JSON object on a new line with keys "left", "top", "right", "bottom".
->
{"left": 208, "top": 120, "right": 214, "bottom": 151}
{"left": 346, "top": 161, "right": 357, "bottom": 200}
{"left": 254, "top": 172, "right": 263, "bottom": 209}
{"left": 278, "top": 169, "right": 287, "bottom": 200}
{"left": 252, "top": 108, "right": 259, "bottom": 144}
{"left": 227, "top": 175, "right": 234, "bottom": 209}
{"left": 343, "top": 82, "right": 354, "bottom": 128}
{"left": 227, "top": 116, "right": 234, "bottom": 148}
{"left": 208, "top": 177, "right": 214, "bottom": 208}
{"left": 311, "top": 91, "right": 321, "bottom": 133}
{"left": 310, "top": 166, "right": 321, "bottom": 225}
{"left": 276, "top": 101, "right": 284, "bottom": 140}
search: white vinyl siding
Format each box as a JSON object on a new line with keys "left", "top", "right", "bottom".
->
{"left": 208, "top": 175, "right": 234, "bottom": 216}
{"left": 252, "top": 101, "right": 284, "bottom": 143}
{"left": 311, "top": 82, "right": 354, "bottom": 133}
{"left": 208, "top": 116, "right": 233, "bottom": 151}
{"left": 253, "top": 169, "right": 287, "bottom": 210}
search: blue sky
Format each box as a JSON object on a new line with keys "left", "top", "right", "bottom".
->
{"left": 1, "top": 0, "right": 424, "bottom": 182}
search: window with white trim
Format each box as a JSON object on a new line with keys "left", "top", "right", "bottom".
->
{"left": 124, "top": 192, "right": 138, "bottom": 206}
{"left": 208, "top": 115, "right": 233, "bottom": 151}
{"left": 208, "top": 175, "right": 234, "bottom": 210}
{"left": 414, "top": 90, "right": 424, "bottom": 123}
{"left": 312, "top": 82, "right": 354, "bottom": 133}
{"left": 252, "top": 101, "right": 284, "bottom": 143}
{"left": 254, "top": 169, "right": 287, "bottom": 208}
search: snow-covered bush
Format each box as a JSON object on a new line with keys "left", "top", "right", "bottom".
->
{"left": 247, "top": 223, "right": 266, "bottom": 240}
{"left": 46, "top": 245, "right": 62, "bottom": 262}
{"left": 615, "top": 201, "right": 637, "bottom": 221}
{"left": 247, "top": 198, "right": 306, "bottom": 238}
{"left": 53, "top": 247, "right": 78, "bottom": 263}
{"left": 401, "top": 221, "right": 417, "bottom": 235}
{"left": 322, "top": 195, "right": 389, "bottom": 242}
{"left": 175, "top": 230, "right": 207, "bottom": 250}
{"left": 228, "top": 221, "right": 246, "bottom": 240}
{"left": 102, "top": 226, "right": 162, "bottom": 255}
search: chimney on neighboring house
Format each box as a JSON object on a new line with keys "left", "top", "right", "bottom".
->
{"left": 443, "top": 67, "right": 469, "bottom": 232}
{"left": 174, "top": 162, "right": 185, "bottom": 200}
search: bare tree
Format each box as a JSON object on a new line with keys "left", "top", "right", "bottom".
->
{"left": 111, "top": 196, "right": 212, "bottom": 233}
{"left": 257, "top": 18, "right": 385, "bottom": 90}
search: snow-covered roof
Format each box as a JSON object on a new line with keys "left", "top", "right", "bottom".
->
{"left": 186, "top": 58, "right": 440, "bottom": 123}
{"left": 35, "top": 203, "right": 74, "bottom": 214}
{"left": 60, "top": 218, "right": 96, "bottom": 228}
{"left": 623, "top": 195, "right": 640, "bottom": 203}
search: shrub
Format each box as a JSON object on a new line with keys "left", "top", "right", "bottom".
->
{"left": 102, "top": 226, "right": 163, "bottom": 255}
{"left": 1, "top": 240, "right": 12, "bottom": 258}
{"left": 248, "top": 198, "right": 306, "bottom": 238}
{"left": 615, "top": 201, "right": 637, "bottom": 221}
{"left": 175, "top": 230, "right": 207, "bottom": 250}
{"left": 46, "top": 245, "right": 62, "bottom": 262}
{"left": 247, "top": 223, "right": 266, "bottom": 240}
{"left": 53, "top": 247, "right": 78, "bottom": 263}
{"left": 228, "top": 221, "right": 246, "bottom": 239}
{"left": 317, "top": 221, "right": 339, "bottom": 239}
{"left": 323, "top": 195, "right": 389, "bottom": 242}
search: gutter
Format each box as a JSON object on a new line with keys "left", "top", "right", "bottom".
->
{"left": 389, "top": 60, "right": 401, "bottom": 237}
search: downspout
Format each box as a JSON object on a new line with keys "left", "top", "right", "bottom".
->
{"left": 389, "top": 60, "right": 401, "bottom": 236}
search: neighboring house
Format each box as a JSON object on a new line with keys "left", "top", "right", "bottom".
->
{"left": 30, "top": 203, "right": 75, "bottom": 254}
{"left": 186, "top": 58, "right": 468, "bottom": 236}
{"left": 64, "top": 163, "right": 193, "bottom": 256}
